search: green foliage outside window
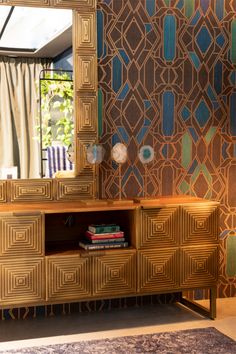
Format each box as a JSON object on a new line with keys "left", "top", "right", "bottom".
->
{"left": 38, "top": 72, "right": 74, "bottom": 148}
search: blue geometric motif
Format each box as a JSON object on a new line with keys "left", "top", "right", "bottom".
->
{"left": 181, "top": 106, "right": 190, "bottom": 121}
{"left": 216, "top": 33, "right": 225, "bottom": 48}
{"left": 196, "top": 26, "right": 212, "bottom": 54}
{"left": 189, "top": 52, "right": 200, "bottom": 69}
{"left": 195, "top": 100, "right": 210, "bottom": 127}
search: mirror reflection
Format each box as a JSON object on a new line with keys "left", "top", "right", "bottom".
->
{"left": 0, "top": 6, "right": 73, "bottom": 179}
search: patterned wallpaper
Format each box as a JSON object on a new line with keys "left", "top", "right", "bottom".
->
{"left": 97, "top": 0, "right": 236, "bottom": 297}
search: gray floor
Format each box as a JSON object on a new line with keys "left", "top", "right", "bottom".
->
{"left": 0, "top": 302, "right": 204, "bottom": 342}
{"left": 0, "top": 298, "right": 235, "bottom": 351}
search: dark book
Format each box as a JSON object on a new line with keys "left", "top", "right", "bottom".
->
{"left": 88, "top": 224, "right": 120, "bottom": 234}
{"left": 79, "top": 240, "right": 128, "bottom": 250}
{"left": 85, "top": 230, "right": 124, "bottom": 239}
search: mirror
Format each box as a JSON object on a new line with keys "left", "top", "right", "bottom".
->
{"left": 0, "top": 0, "right": 98, "bottom": 191}
{"left": 0, "top": 5, "right": 73, "bottom": 179}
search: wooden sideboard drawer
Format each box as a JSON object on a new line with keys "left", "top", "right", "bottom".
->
{"left": 180, "top": 245, "right": 218, "bottom": 288}
{"left": 140, "top": 207, "right": 179, "bottom": 249}
{"left": 0, "top": 214, "right": 44, "bottom": 257}
{"left": 0, "top": 258, "right": 45, "bottom": 305}
{"left": 9, "top": 180, "right": 53, "bottom": 202}
{"left": 137, "top": 248, "right": 179, "bottom": 293}
{"left": 46, "top": 255, "right": 92, "bottom": 301}
{"left": 181, "top": 205, "right": 219, "bottom": 245}
{"left": 93, "top": 250, "right": 136, "bottom": 297}
{"left": 55, "top": 178, "right": 94, "bottom": 200}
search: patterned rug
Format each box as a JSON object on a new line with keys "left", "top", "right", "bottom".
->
{"left": 1, "top": 327, "right": 236, "bottom": 354}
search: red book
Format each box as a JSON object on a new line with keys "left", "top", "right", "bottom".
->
{"left": 85, "top": 230, "right": 124, "bottom": 240}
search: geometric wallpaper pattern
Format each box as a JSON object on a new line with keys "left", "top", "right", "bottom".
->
{"left": 97, "top": 0, "right": 236, "bottom": 297}
{"left": 1, "top": 0, "right": 235, "bottom": 320}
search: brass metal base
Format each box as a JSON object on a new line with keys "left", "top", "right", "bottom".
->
{"left": 179, "top": 287, "right": 217, "bottom": 320}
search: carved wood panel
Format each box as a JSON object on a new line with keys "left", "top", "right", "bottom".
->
{"left": 46, "top": 255, "right": 92, "bottom": 300}
{"left": 0, "top": 214, "right": 44, "bottom": 257}
{"left": 9, "top": 180, "right": 53, "bottom": 202}
{"left": 180, "top": 245, "right": 218, "bottom": 288}
{"left": 181, "top": 205, "right": 219, "bottom": 245}
{"left": 1, "top": 258, "right": 45, "bottom": 305}
{"left": 76, "top": 95, "right": 98, "bottom": 134}
{"left": 0, "top": 181, "right": 6, "bottom": 203}
{"left": 55, "top": 178, "right": 94, "bottom": 200}
{"left": 139, "top": 207, "right": 179, "bottom": 249}
{"left": 2, "top": 0, "right": 96, "bottom": 7}
{"left": 3, "top": 0, "right": 50, "bottom": 5}
{"left": 73, "top": 5, "right": 97, "bottom": 193}
{"left": 75, "top": 54, "right": 97, "bottom": 92}
{"left": 93, "top": 250, "right": 136, "bottom": 297}
{"left": 75, "top": 12, "right": 96, "bottom": 50}
{"left": 138, "top": 248, "right": 179, "bottom": 293}
{"left": 76, "top": 138, "right": 96, "bottom": 176}
{"left": 53, "top": 0, "right": 95, "bottom": 8}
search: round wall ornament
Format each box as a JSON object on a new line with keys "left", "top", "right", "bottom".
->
{"left": 86, "top": 144, "right": 105, "bottom": 164}
{"left": 111, "top": 143, "right": 128, "bottom": 164}
{"left": 138, "top": 145, "right": 154, "bottom": 164}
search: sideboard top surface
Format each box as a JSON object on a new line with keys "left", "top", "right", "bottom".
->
{"left": 0, "top": 196, "right": 219, "bottom": 214}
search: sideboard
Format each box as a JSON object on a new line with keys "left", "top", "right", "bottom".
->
{"left": 0, "top": 196, "right": 219, "bottom": 319}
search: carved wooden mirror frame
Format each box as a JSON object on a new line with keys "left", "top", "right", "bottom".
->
{"left": 0, "top": 0, "right": 97, "bottom": 203}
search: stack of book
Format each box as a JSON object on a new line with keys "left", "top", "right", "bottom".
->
{"left": 79, "top": 224, "right": 128, "bottom": 250}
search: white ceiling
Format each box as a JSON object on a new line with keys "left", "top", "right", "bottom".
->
{"left": 0, "top": 6, "right": 72, "bottom": 58}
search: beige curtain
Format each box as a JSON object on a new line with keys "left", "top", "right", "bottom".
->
{"left": 0, "top": 56, "right": 51, "bottom": 179}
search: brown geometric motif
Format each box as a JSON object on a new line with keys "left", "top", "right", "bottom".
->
{"left": 0, "top": 181, "right": 6, "bottom": 203}
{"left": 9, "top": 180, "right": 53, "bottom": 202}
{"left": 1, "top": 258, "right": 45, "bottom": 305}
{"left": 93, "top": 251, "right": 136, "bottom": 297}
{"left": 180, "top": 246, "right": 218, "bottom": 288}
{"left": 0, "top": 215, "right": 43, "bottom": 257}
{"left": 75, "top": 54, "right": 97, "bottom": 92}
{"left": 97, "top": 0, "right": 236, "bottom": 296}
{"left": 75, "top": 12, "right": 96, "bottom": 50}
{"left": 46, "top": 256, "right": 92, "bottom": 300}
{"left": 55, "top": 179, "right": 94, "bottom": 200}
{"left": 3, "top": 0, "right": 50, "bottom": 5}
{"left": 140, "top": 207, "right": 179, "bottom": 248}
{"left": 138, "top": 248, "right": 179, "bottom": 293}
{"left": 181, "top": 205, "right": 219, "bottom": 245}
{"left": 53, "top": 0, "right": 96, "bottom": 9}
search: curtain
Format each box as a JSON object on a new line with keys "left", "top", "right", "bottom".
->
{"left": 0, "top": 56, "right": 51, "bottom": 179}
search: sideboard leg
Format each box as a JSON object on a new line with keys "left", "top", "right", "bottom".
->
{"left": 209, "top": 286, "right": 217, "bottom": 320}
{"left": 179, "top": 287, "right": 217, "bottom": 320}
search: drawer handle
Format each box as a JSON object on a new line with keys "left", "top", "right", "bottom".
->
{"left": 13, "top": 212, "right": 41, "bottom": 217}
{"left": 80, "top": 251, "right": 105, "bottom": 258}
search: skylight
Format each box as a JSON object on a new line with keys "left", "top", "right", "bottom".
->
{"left": 0, "top": 6, "right": 72, "bottom": 54}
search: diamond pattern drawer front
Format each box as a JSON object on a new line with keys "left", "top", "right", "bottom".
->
{"left": 46, "top": 256, "right": 92, "bottom": 301}
{"left": 181, "top": 205, "right": 219, "bottom": 245}
{"left": 0, "top": 215, "right": 43, "bottom": 257}
{"left": 140, "top": 207, "right": 179, "bottom": 249}
{"left": 180, "top": 245, "right": 218, "bottom": 288}
{"left": 138, "top": 248, "right": 179, "bottom": 293}
{"left": 1, "top": 258, "right": 45, "bottom": 305}
{"left": 93, "top": 250, "right": 136, "bottom": 297}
